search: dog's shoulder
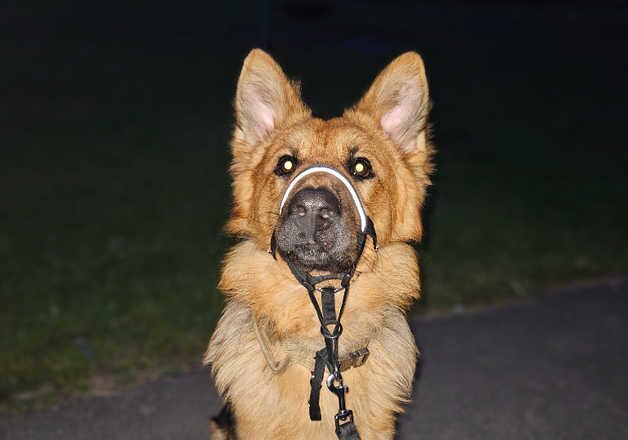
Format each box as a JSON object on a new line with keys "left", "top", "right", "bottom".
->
{"left": 204, "top": 299, "right": 254, "bottom": 368}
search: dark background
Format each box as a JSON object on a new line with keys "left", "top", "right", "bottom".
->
{"left": 2, "top": 0, "right": 627, "bottom": 407}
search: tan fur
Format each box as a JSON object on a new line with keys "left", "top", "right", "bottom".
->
{"left": 205, "top": 49, "right": 433, "bottom": 439}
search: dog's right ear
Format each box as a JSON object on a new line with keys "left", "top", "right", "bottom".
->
{"left": 233, "top": 49, "right": 310, "bottom": 151}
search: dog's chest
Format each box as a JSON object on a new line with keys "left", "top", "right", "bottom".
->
{"left": 207, "top": 301, "right": 417, "bottom": 439}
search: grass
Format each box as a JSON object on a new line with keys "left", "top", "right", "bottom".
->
{"left": 1, "top": 2, "right": 627, "bottom": 409}
{"left": 0, "top": 142, "right": 231, "bottom": 406}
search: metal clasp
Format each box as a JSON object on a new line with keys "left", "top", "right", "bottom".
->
{"left": 327, "top": 372, "right": 352, "bottom": 419}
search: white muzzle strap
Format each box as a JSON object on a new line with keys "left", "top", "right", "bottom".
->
{"left": 278, "top": 166, "right": 368, "bottom": 233}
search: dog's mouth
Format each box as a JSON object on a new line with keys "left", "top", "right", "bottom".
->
{"left": 275, "top": 181, "right": 362, "bottom": 274}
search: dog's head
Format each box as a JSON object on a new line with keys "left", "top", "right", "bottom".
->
{"left": 227, "top": 50, "right": 433, "bottom": 274}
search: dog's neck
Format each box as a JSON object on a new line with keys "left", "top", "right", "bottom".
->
{"left": 219, "top": 239, "right": 420, "bottom": 343}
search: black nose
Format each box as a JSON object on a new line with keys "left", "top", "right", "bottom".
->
{"left": 287, "top": 188, "right": 341, "bottom": 242}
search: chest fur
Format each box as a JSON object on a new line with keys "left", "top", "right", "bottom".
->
{"left": 205, "top": 301, "right": 417, "bottom": 439}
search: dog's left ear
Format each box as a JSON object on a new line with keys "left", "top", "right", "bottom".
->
{"left": 355, "top": 52, "right": 430, "bottom": 155}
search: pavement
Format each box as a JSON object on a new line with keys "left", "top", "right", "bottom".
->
{"left": 2, "top": 278, "right": 627, "bottom": 439}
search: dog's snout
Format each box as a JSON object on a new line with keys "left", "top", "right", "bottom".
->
{"left": 287, "top": 188, "right": 340, "bottom": 239}
{"left": 277, "top": 185, "right": 359, "bottom": 272}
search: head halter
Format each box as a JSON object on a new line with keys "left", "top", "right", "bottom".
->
{"left": 269, "top": 164, "right": 377, "bottom": 439}
{"left": 278, "top": 166, "right": 369, "bottom": 233}
{"left": 270, "top": 165, "right": 377, "bottom": 260}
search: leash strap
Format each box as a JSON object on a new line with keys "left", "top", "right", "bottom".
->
{"left": 321, "top": 287, "right": 337, "bottom": 325}
{"left": 308, "top": 348, "right": 328, "bottom": 421}
{"left": 307, "top": 285, "right": 341, "bottom": 422}
{"left": 288, "top": 266, "right": 360, "bottom": 439}
{"left": 309, "top": 288, "right": 338, "bottom": 421}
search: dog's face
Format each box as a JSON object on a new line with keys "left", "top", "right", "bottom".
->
{"left": 226, "top": 50, "right": 433, "bottom": 274}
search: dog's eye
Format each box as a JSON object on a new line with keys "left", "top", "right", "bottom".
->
{"left": 275, "top": 155, "right": 298, "bottom": 176}
{"left": 349, "top": 157, "right": 374, "bottom": 180}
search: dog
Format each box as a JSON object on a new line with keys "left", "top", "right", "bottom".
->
{"left": 205, "top": 49, "right": 433, "bottom": 439}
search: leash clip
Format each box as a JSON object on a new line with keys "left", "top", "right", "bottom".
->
{"left": 327, "top": 373, "right": 357, "bottom": 439}
{"left": 327, "top": 372, "right": 350, "bottom": 418}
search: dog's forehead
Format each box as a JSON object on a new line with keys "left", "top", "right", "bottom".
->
{"left": 284, "top": 118, "right": 373, "bottom": 160}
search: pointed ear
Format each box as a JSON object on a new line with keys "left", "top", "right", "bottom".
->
{"left": 234, "top": 49, "right": 309, "bottom": 147}
{"left": 355, "top": 52, "right": 430, "bottom": 154}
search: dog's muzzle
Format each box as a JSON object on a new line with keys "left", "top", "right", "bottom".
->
{"left": 279, "top": 166, "right": 369, "bottom": 233}
{"left": 270, "top": 165, "right": 377, "bottom": 261}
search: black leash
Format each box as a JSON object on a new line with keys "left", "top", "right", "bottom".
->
{"left": 277, "top": 218, "right": 376, "bottom": 440}
{"left": 287, "top": 260, "right": 359, "bottom": 440}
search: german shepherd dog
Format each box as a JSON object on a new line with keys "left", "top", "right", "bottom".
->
{"left": 205, "top": 49, "right": 433, "bottom": 439}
